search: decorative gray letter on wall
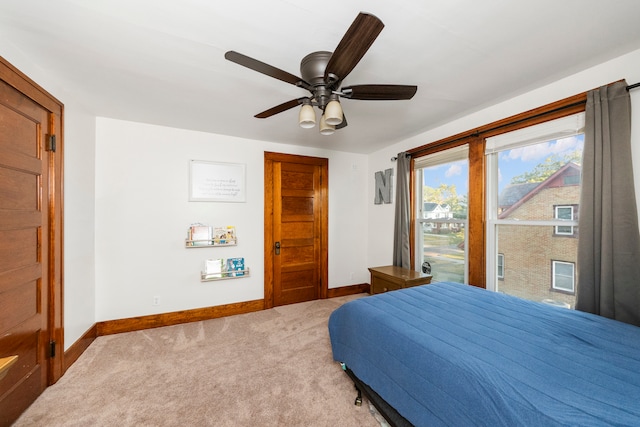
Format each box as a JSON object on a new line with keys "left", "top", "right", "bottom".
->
{"left": 374, "top": 168, "right": 394, "bottom": 204}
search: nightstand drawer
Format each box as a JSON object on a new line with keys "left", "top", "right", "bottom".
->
{"left": 371, "top": 276, "right": 404, "bottom": 294}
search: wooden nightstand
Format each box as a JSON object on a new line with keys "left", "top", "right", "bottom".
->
{"left": 368, "top": 266, "right": 432, "bottom": 294}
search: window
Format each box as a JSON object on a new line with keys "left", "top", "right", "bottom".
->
{"left": 563, "top": 175, "right": 580, "bottom": 185}
{"left": 485, "top": 112, "right": 584, "bottom": 306}
{"left": 408, "top": 92, "right": 587, "bottom": 291}
{"left": 414, "top": 146, "right": 469, "bottom": 284}
{"left": 554, "top": 205, "right": 575, "bottom": 235}
{"left": 552, "top": 261, "right": 575, "bottom": 293}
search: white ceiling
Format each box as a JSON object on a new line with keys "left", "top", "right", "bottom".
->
{"left": 2, "top": 0, "right": 640, "bottom": 154}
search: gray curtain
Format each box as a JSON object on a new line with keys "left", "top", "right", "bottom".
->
{"left": 576, "top": 81, "right": 640, "bottom": 326}
{"left": 393, "top": 152, "right": 411, "bottom": 269}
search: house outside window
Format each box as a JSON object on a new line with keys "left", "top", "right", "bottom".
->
{"left": 552, "top": 260, "right": 575, "bottom": 293}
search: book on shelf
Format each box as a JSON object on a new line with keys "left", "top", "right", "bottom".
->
{"left": 204, "top": 258, "right": 224, "bottom": 278}
{"left": 202, "top": 257, "right": 246, "bottom": 279}
{"left": 226, "top": 257, "right": 245, "bottom": 277}
{"left": 213, "top": 225, "right": 236, "bottom": 245}
{"left": 189, "top": 225, "right": 212, "bottom": 246}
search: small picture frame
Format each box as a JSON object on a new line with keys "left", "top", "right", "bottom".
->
{"left": 189, "top": 160, "right": 246, "bottom": 202}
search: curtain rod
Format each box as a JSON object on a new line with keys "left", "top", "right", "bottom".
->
{"left": 405, "top": 98, "right": 585, "bottom": 159}
{"left": 397, "top": 82, "right": 636, "bottom": 161}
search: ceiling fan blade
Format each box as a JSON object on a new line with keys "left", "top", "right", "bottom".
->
{"left": 324, "top": 12, "right": 385, "bottom": 84}
{"left": 225, "top": 51, "right": 310, "bottom": 89}
{"left": 341, "top": 84, "right": 418, "bottom": 100}
{"left": 255, "top": 98, "right": 306, "bottom": 119}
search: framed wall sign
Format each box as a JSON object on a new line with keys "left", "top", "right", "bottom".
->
{"left": 189, "top": 160, "right": 246, "bottom": 202}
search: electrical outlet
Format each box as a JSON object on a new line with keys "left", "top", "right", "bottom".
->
{"left": 152, "top": 296, "right": 160, "bottom": 306}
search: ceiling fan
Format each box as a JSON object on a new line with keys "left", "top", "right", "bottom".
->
{"left": 224, "top": 12, "right": 417, "bottom": 135}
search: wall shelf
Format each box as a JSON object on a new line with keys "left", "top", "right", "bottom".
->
{"left": 201, "top": 268, "right": 250, "bottom": 282}
{"left": 185, "top": 239, "right": 237, "bottom": 248}
{"left": 187, "top": 225, "right": 245, "bottom": 280}
{"left": 186, "top": 224, "right": 236, "bottom": 247}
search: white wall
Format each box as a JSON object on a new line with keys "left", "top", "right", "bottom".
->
{"left": 62, "top": 105, "right": 97, "bottom": 348}
{"left": 367, "top": 48, "right": 640, "bottom": 267}
{"left": 94, "top": 118, "right": 369, "bottom": 321}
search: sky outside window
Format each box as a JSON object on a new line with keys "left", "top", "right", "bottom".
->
{"left": 422, "top": 135, "right": 584, "bottom": 194}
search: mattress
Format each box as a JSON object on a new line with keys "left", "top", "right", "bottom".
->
{"left": 328, "top": 282, "right": 640, "bottom": 426}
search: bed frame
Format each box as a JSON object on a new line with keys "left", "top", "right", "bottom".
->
{"left": 343, "top": 364, "right": 413, "bottom": 427}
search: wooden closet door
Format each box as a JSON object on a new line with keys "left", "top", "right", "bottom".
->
{"left": 0, "top": 76, "right": 53, "bottom": 427}
{"left": 264, "top": 152, "right": 328, "bottom": 308}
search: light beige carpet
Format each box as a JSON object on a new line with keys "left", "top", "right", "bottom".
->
{"left": 14, "top": 295, "right": 382, "bottom": 427}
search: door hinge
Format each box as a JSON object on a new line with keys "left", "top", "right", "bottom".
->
{"left": 49, "top": 341, "right": 56, "bottom": 358}
{"left": 46, "top": 134, "right": 56, "bottom": 152}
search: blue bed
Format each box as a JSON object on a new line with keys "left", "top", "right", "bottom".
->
{"left": 328, "top": 282, "right": 640, "bottom": 426}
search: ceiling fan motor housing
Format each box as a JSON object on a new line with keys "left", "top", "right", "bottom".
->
{"left": 300, "top": 51, "right": 332, "bottom": 86}
{"left": 301, "top": 51, "right": 335, "bottom": 109}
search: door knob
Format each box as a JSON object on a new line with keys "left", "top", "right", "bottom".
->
{"left": 275, "top": 241, "right": 280, "bottom": 255}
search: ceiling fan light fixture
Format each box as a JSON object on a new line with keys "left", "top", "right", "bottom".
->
{"left": 324, "top": 97, "right": 343, "bottom": 126}
{"left": 298, "top": 103, "right": 316, "bottom": 128}
{"left": 319, "top": 114, "right": 335, "bottom": 135}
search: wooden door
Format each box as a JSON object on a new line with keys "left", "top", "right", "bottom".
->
{"left": 0, "top": 58, "right": 63, "bottom": 427}
{"left": 264, "top": 152, "right": 328, "bottom": 308}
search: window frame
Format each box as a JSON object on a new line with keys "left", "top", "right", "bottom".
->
{"left": 407, "top": 91, "right": 588, "bottom": 288}
{"left": 554, "top": 205, "right": 575, "bottom": 236}
{"left": 497, "top": 253, "right": 504, "bottom": 280}
{"left": 484, "top": 113, "right": 584, "bottom": 292}
{"left": 414, "top": 147, "right": 470, "bottom": 284}
{"left": 551, "top": 260, "right": 576, "bottom": 294}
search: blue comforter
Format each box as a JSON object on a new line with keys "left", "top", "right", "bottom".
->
{"left": 328, "top": 282, "right": 640, "bottom": 426}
